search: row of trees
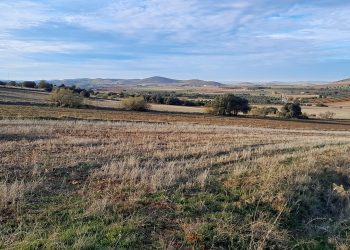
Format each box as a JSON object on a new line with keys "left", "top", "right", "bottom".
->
{"left": 0, "top": 80, "right": 54, "bottom": 92}
{"left": 122, "top": 94, "right": 307, "bottom": 119}
{"left": 143, "top": 94, "right": 205, "bottom": 106}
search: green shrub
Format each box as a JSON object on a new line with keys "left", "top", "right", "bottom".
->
{"left": 279, "top": 102, "right": 305, "bottom": 118}
{"left": 38, "top": 80, "right": 53, "bottom": 92}
{"left": 121, "top": 96, "right": 149, "bottom": 111}
{"left": 50, "top": 88, "right": 83, "bottom": 108}
{"left": 22, "top": 81, "right": 36, "bottom": 88}
{"left": 207, "top": 94, "right": 250, "bottom": 116}
{"left": 79, "top": 90, "right": 90, "bottom": 98}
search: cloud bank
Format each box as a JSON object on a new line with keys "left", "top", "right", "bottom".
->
{"left": 1, "top": 0, "right": 350, "bottom": 80}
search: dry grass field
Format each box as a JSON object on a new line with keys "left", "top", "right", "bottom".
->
{"left": 2, "top": 86, "right": 350, "bottom": 119}
{"left": 1, "top": 104, "right": 350, "bottom": 131}
{"left": 1, "top": 119, "right": 350, "bottom": 249}
{"left": 0, "top": 87, "right": 50, "bottom": 105}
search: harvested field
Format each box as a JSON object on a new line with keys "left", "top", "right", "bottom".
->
{"left": 1, "top": 119, "right": 350, "bottom": 249}
{"left": 1, "top": 104, "right": 350, "bottom": 130}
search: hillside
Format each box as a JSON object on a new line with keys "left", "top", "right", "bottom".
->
{"left": 50, "top": 76, "right": 224, "bottom": 88}
{"left": 331, "top": 78, "right": 350, "bottom": 87}
{"left": 319, "top": 78, "right": 350, "bottom": 88}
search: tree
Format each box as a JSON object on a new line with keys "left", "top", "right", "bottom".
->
{"left": 79, "top": 90, "right": 90, "bottom": 98}
{"left": 38, "top": 80, "right": 53, "bottom": 92}
{"left": 22, "top": 81, "right": 36, "bottom": 88}
{"left": 7, "top": 81, "right": 17, "bottom": 86}
{"left": 280, "top": 102, "right": 303, "bottom": 118}
{"left": 164, "top": 96, "right": 182, "bottom": 105}
{"left": 121, "top": 96, "right": 149, "bottom": 111}
{"left": 0, "top": 81, "right": 6, "bottom": 86}
{"left": 209, "top": 94, "right": 250, "bottom": 116}
{"left": 50, "top": 88, "right": 83, "bottom": 108}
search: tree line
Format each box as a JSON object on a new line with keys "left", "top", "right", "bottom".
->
{"left": 122, "top": 94, "right": 307, "bottom": 119}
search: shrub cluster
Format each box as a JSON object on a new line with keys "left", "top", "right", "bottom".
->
{"left": 57, "top": 84, "right": 92, "bottom": 98}
{"left": 250, "top": 106, "right": 278, "bottom": 117}
{"left": 50, "top": 88, "right": 83, "bottom": 108}
{"left": 121, "top": 96, "right": 149, "bottom": 111}
{"left": 37, "top": 80, "right": 54, "bottom": 92}
{"left": 206, "top": 94, "right": 250, "bottom": 116}
{"left": 143, "top": 94, "right": 205, "bottom": 106}
{"left": 279, "top": 102, "right": 308, "bottom": 119}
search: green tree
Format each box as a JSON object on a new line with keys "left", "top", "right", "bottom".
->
{"left": 50, "top": 88, "right": 83, "bottom": 108}
{"left": 38, "top": 80, "right": 53, "bottom": 92}
{"left": 280, "top": 102, "right": 302, "bottom": 118}
{"left": 209, "top": 94, "right": 250, "bottom": 116}
{"left": 79, "top": 90, "right": 90, "bottom": 98}
{"left": 22, "top": 81, "right": 36, "bottom": 88}
{"left": 7, "top": 81, "right": 17, "bottom": 86}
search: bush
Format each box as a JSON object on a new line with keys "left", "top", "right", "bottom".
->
{"left": 280, "top": 102, "right": 304, "bottom": 118}
{"left": 79, "top": 90, "right": 90, "bottom": 98}
{"left": 0, "top": 81, "right": 6, "bottom": 86}
{"left": 250, "top": 106, "right": 278, "bottom": 117}
{"left": 22, "top": 81, "right": 36, "bottom": 88}
{"left": 38, "top": 80, "right": 53, "bottom": 92}
{"left": 318, "top": 111, "right": 336, "bottom": 119}
{"left": 121, "top": 96, "right": 149, "bottom": 111}
{"left": 50, "top": 88, "right": 83, "bottom": 108}
{"left": 208, "top": 94, "right": 250, "bottom": 116}
{"left": 7, "top": 81, "right": 17, "bottom": 86}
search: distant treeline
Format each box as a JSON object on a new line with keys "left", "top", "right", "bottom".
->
{"left": 236, "top": 94, "right": 283, "bottom": 105}
{"left": 0, "top": 80, "right": 54, "bottom": 92}
{"left": 143, "top": 94, "right": 207, "bottom": 106}
{"left": 0, "top": 80, "right": 93, "bottom": 98}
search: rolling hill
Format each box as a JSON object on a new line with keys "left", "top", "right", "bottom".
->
{"left": 315, "top": 78, "right": 350, "bottom": 88}
{"left": 50, "top": 76, "right": 224, "bottom": 88}
{"left": 330, "top": 78, "right": 350, "bottom": 87}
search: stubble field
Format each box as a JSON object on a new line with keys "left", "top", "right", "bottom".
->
{"left": 1, "top": 119, "right": 350, "bottom": 249}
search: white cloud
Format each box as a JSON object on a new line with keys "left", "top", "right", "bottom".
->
{"left": 0, "top": 38, "right": 91, "bottom": 54}
{"left": 0, "top": 1, "right": 50, "bottom": 30}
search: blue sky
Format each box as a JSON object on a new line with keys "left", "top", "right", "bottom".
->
{"left": 1, "top": 0, "right": 350, "bottom": 81}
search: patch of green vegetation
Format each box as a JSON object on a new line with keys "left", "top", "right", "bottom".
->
{"left": 3, "top": 195, "right": 145, "bottom": 249}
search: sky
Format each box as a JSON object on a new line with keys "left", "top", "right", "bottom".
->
{"left": 0, "top": 0, "right": 350, "bottom": 82}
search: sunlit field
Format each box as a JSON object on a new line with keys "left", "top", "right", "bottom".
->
{"left": 1, "top": 119, "right": 350, "bottom": 249}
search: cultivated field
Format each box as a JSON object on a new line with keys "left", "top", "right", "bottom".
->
{"left": 1, "top": 119, "right": 350, "bottom": 249}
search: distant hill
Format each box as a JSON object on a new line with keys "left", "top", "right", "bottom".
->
{"left": 328, "top": 78, "right": 350, "bottom": 87}
{"left": 50, "top": 76, "right": 224, "bottom": 88}
{"left": 311, "top": 78, "right": 350, "bottom": 88}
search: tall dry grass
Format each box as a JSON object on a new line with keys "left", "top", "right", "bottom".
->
{"left": 0, "top": 119, "right": 349, "bottom": 248}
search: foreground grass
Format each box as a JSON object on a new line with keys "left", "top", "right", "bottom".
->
{"left": 0, "top": 120, "right": 350, "bottom": 249}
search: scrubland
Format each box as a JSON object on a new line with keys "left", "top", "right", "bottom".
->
{"left": 1, "top": 119, "right": 350, "bottom": 249}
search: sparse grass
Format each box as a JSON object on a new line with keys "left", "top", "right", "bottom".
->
{"left": 1, "top": 119, "right": 350, "bottom": 248}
